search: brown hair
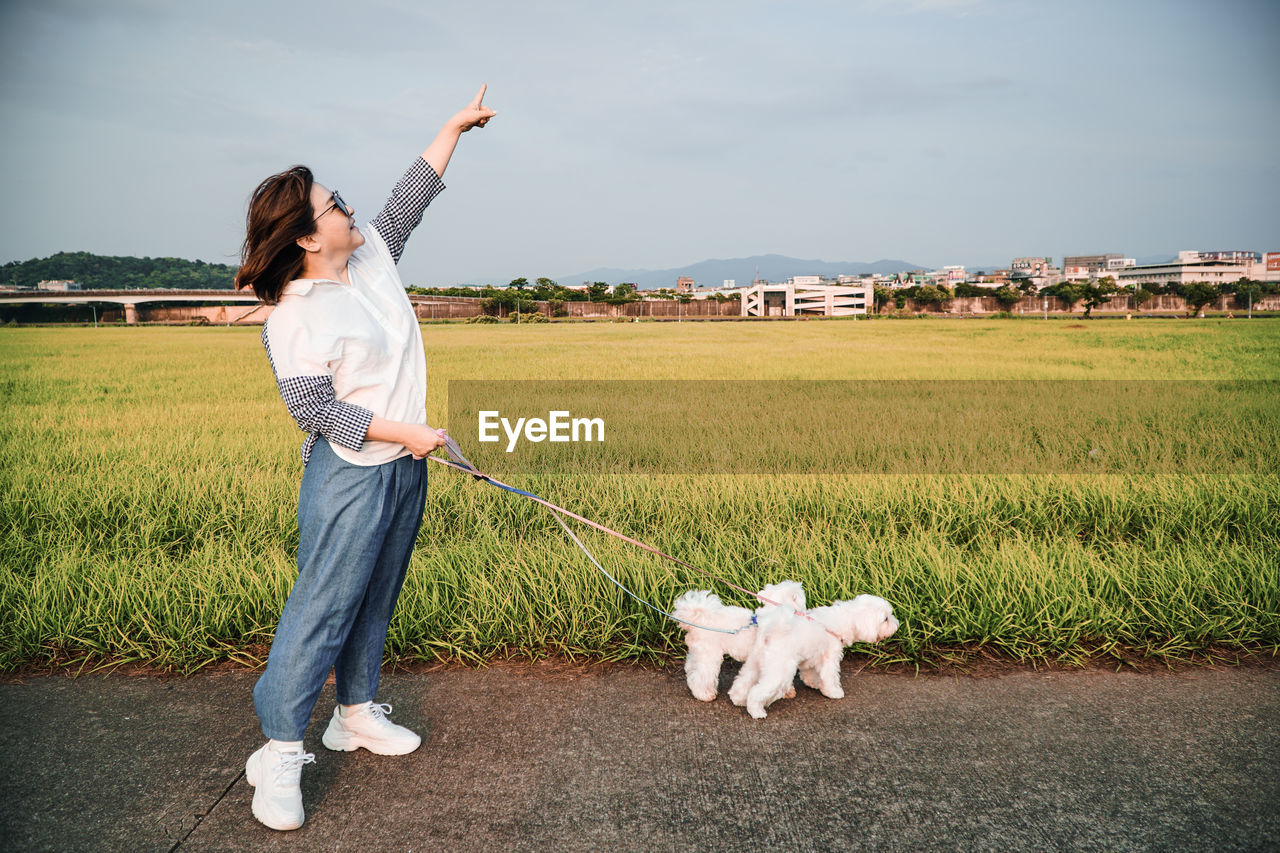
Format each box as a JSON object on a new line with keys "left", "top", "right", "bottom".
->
{"left": 235, "top": 166, "right": 316, "bottom": 304}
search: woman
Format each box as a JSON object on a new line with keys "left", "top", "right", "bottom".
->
{"left": 234, "top": 85, "right": 495, "bottom": 832}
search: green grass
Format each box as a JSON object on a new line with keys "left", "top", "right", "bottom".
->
{"left": 1, "top": 319, "right": 1277, "bottom": 672}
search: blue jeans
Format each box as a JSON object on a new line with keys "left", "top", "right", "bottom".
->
{"left": 253, "top": 438, "right": 428, "bottom": 741}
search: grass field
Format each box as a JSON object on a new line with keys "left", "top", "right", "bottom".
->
{"left": 1, "top": 319, "right": 1278, "bottom": 672}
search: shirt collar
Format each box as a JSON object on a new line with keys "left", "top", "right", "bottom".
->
{"left": 282, "top": 277, "right": 348, "bottom": 297}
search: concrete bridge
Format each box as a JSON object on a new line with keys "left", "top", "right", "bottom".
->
{"left": 0, "top": 289, "right": 264, "bottom": 324}
{"left": 0, "top": 289, "right": 487, "bottom": 324}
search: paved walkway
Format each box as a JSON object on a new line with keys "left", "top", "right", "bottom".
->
{"left": 1, "top": 663, "right": 1277, "bottom": 852}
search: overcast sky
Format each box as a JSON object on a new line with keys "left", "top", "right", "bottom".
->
{"left": 2, "top": 0, "right": 1277, "bottom": 286}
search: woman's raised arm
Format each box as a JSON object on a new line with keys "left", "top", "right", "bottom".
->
{"left": 371, "top": 85, "right": 496, "bottom": 263}
{"left": 422, "top": 84, "right": 496, "bottom": 178}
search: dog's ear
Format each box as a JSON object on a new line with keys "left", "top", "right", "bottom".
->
{"left": 848, "top": 600, "right": 889, "bottom": 644}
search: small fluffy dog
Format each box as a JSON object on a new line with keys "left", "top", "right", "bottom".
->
{"left": 728, "top": 594, "right": 899, "bottom": 719}
{"left": 671, "top": 581, "right": 806, "bottom": 702}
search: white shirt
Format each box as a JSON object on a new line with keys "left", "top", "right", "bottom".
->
{"left": 263, "top": 226, "right": 426, "bottom": 466}
{"left": 260, "top": 157, "right": 446, "bottom": 466}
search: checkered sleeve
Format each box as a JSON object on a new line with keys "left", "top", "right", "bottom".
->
{"left": 370, "top": 157, "right": 446, "bottom": 263}
{"left": 262, "top": 325, "right": 374, "bottom": 464}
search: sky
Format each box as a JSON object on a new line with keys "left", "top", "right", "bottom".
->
{"left": 2, "top": 0, "right": 1277, "bottom": 287}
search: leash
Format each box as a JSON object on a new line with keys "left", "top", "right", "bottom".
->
{"left": 425, "top": 434, "right": 842, "bottom": 642}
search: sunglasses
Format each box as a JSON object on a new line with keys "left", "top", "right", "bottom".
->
{"left": 315, "top": 190, "right": 350, "bottom": 221}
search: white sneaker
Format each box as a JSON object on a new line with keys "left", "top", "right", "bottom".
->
{"left": 245, "top": 741, "right": 315, "bottom": 831}
{"left": 322, "top": 702, "right": 421, "bottom": 755}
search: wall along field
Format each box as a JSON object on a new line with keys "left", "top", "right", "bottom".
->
{"left": 1, "top": 320, "right": 1277, "bottom": 672}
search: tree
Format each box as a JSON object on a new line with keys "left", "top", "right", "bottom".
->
{"left": 1132, "top": 287, "right": 1153, "bottom": 309}
{"left": 1044, "top": 281, "right": 1085, "bottom": 311}
{"left": 509, "top": 277, "right": 528, "bottom": 321}
{"left": 586, "top": 281, "right": 610, "bottom": 302}
{"left": 916, "top": 284, "right": 946, "bottom": 306}
{"left": 994, "top": 286, "right": 1022, "bottom": 309}
{"left": 0, "top": 250, "right": 239, "bottom": 290}
{"left": 1080, "top": 276, "right": 1117, "bottom": 319}
{"left": 1183, "top": 281, "right": 1220, "bottom": 317}
{"left": 873, "top": 286, "right": 894, "bottom": 313}
{"left": 532, "top": 277, "right": 565, "bottom": 301}
{"left": 1234, "top": 278, "right": 1260, "bottom": 313}
{"left": 604, "top": 282, "right": 640, "bottom": 306}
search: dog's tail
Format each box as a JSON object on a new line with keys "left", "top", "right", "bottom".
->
{"left": 758, "top": 580, "right": 806, "bottom": 611}
{"left": 670, "top": 589, "right": 721, "bottom": 630}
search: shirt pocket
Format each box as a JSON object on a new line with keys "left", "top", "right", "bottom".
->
{"left": 336, "top": 336, "right": 392, "bottom": 390}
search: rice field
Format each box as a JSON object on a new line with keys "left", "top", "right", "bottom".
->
{"left": 1, "top": 319, "right": 1277, "bottom": 672}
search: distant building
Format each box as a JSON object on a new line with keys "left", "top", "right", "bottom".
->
{"left": 1063, "top": 257, "right": 1134, "bottom": 281}
{"left": 1061, "top": 253, "right": 1133, "bottom": 280}
{"left": 883, "top": 271, "right": 928, "bottom": 288}
{"left": 686, "top": 284, "right": 735, "bottom": 299}
{"left": 972, "top": 270, "right": 1011, "bottom": 285}
{"left": 1008, "top": 258, "right": 1063, "bottom": 290}
{"left": 1011, "top": 257, "right": 1054, "bottom": 276}
{"left": 675, "top": 277, "right": 694, "bottom": 293}
{"left": 37, "top": 279, "right": 80, "bottom": 291}
{"left": 1117, "top": 250, "right": 1275, "bottom": 287}
{"left": 1063, "top": 254, "right": 1123, "bottom": 272}
{"left": 1196, "top": 250, "right": 1257, "bottom": 263}
{"left": 742, "top": 278, "right": 870, "bottom": 318}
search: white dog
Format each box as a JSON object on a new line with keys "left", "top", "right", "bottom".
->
{"left": 728, "top": 594, "right": 899, "bottom": 719}
{"left": 671, "top": 581, "right": 806, "bottom": 702}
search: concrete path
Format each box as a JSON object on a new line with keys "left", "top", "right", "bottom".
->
{"left": 1, "top": 663, "right": 1276, "bottom": 852}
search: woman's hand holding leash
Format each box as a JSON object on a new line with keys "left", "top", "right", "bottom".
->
{"left": 366, "top": 417, "right": 448, "bottom": 459}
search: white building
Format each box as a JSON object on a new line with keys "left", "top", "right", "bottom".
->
{"left": 742, "top": 278, "right": 870, "bottom": 317}
{"left": 1063, "top": 258, "right": 1133, "bottom": 282}
{"left": 1117, "top": 250, "right": 1276, "bottom": 287}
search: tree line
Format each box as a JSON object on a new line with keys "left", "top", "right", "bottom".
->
{"left": 406, "top": 277, "right": 739, "bottom": 316}
{"left": 873, "top": 277, "right": 1277, "bottom": 317}
{"left": 0, "top": 251, "right": 239, "bottom": 290}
